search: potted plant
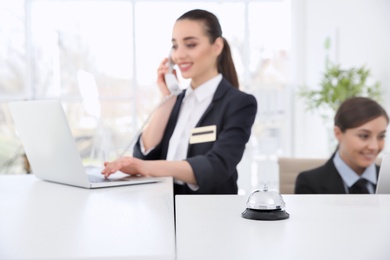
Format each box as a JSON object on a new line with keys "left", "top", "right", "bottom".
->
{"left": 298, "top": 38, "right": 382, "bottom": 153}
{"left": 299, "top": 39, "right": 382, "bottom": 121}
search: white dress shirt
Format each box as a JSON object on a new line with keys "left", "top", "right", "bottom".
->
{"left": 166, "top": 74, "right": 221, "bottom": 161}
{"left": 141, "top": 74, "right": 222, "bottom": 189}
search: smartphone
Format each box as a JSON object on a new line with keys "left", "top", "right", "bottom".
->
{"left": 164, "top": 52, "right": 181, "bottom": 96}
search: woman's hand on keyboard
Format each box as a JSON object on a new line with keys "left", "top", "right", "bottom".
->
{"left": 101, "top": 157, "right": 147, "bottom": 178}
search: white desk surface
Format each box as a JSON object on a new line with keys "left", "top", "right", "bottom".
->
{"left": 0, "top": 175, "right": 175, "bottom": 260}
{"left": 176, "top": 194, "right": 390, "bottom": 260}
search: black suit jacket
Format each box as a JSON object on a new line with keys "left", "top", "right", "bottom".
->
{"left": 133, "top": 78, "right": 257, "bottom": 195}
{"left": 295, "top": 156, "right": 380, "bottom": 194}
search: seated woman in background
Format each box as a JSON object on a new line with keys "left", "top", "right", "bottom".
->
{"left": 295, "top": 97, "right": 389, "bottom": 194}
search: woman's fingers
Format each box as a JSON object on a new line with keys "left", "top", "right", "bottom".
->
{"left": 157, "top": 58, "right": 173, "bottom": 96}
{"left": 102, "top": 157, "right": 142, "bottom": 178}
{"left": 102, "top": 158, "right": 127, "bottom": 177}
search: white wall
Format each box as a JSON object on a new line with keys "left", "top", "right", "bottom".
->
{"left": 292, "top": 0, "right": 390, "bottom": 158}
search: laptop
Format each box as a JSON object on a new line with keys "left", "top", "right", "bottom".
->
{"left": 376, "top": 153, "right": 390, "bottom": 194}
{"left": 8, "top": 99, "right": 159, "bottom": 188}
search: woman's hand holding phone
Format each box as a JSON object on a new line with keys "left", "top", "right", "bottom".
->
{"left": 157, "top": 57, "right": 172, "bottom": 96}
{"left": 157, "top": 56, "right": 181, "bottom": 96}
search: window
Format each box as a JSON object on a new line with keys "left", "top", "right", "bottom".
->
{"left": 0, "top": 0, "right": 292, "bottom": 194}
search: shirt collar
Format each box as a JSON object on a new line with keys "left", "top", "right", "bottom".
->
{"left": 333, "top": 151, "right": 377, "bottom": 187}
{"left": 184, "top": 74, "right": 222, "bottom": 103}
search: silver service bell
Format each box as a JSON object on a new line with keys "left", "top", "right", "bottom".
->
{"left": 242, "top": 184, "right": 290, "bottom": 221}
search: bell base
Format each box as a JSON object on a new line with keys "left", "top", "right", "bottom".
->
{"left": 241, "top": 208, "right": 290, "bottom": 221}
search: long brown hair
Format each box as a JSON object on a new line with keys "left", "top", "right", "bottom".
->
{"left": 177, "top": 9, "right": 239, "bottom": 89}
{"left": 335, "top": 97, "right": 389, "bottom": 132}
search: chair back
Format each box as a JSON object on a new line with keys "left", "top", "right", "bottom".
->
{"left": 278, "top": 157, "right": 327, "bottom": 194}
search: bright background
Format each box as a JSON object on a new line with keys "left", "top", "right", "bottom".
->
{"left": 1, "top": 0, "right": 389, "bottom": 195}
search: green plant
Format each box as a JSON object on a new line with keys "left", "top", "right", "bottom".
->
{"left": 299, "top": 37, "right": 382, "bottom": 121}
{"left": 299, "top": 62, "right": 382, "bottom": 120}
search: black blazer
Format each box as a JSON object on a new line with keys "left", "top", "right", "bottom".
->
{"left": 133, "top": 78, "right": 257, "bottom": 195}
{"left": 295, "top": 156, "right": 380, "bottom": 194}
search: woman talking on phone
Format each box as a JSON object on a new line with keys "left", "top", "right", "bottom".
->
{"left": 102, "top": 9, "right": 257, "bottom": 194}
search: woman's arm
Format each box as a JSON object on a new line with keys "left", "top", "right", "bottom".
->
{"left": 141, "top": 96, "right": 177, "bottom": 151}
{"left": 102, "top": 157, "right": 196, "bottom": 184}
{"left": 140, "top": 58, "right": 179, "bottom": 151}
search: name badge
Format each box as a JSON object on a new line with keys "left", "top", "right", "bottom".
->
{"left": 189, "top": 125, "right": 217, "bottom": 144}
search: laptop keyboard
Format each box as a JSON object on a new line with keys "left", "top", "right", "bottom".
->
{"left": 85, "top": 166, "right": 111, "bottom": 183}
{"left": 87, "top": 174, "right": 115, "bottom": 183}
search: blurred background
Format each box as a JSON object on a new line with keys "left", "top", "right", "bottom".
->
{"left": 1, "top": 0, "right": 389, "bottom": 195}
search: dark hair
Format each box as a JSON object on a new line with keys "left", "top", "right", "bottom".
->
{"left": 334, "top": 97, "right": 389, "bottom": 132}
{"left": 177, "top": 9, "right": 239, "bottom": 89}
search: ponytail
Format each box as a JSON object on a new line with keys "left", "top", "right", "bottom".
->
{"left": 218, "top": 38, "right": 239, "bottom": 89}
